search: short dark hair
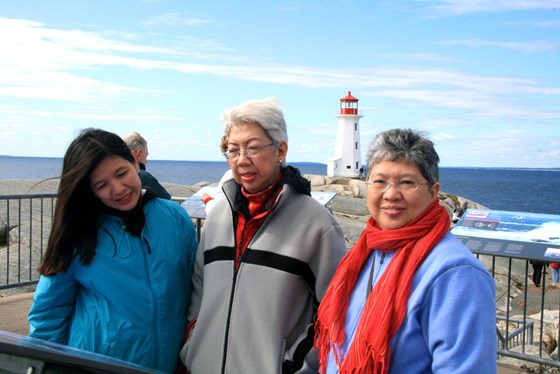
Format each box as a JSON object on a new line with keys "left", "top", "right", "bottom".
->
{"left": 366, "top": 128, "right": 440, "bottom": 183}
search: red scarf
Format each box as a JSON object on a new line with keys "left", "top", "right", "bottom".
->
{"left": 314, "top": 200, "right": 450, "bottom": 374}
{"left": 234, "top": 174, "right": 283, "bottom": 270}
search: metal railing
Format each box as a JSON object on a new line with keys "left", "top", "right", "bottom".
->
{"left": 497, "top": 316, "right": 534, "bottom": 349}
{"left": 480, "top": 254, "right": 559, "bottom": 369}
{"left": 0, "top": 194, "right": 200, "bottom": 291}
{"left": 1, "top": 193, "right": 558, "bottom": 369}
{"left": 0, "top": 193, "right": 56, "bottom": 291}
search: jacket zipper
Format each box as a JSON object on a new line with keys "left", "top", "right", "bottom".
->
{"left": 218, "top": 186, "right": 282, "bottom": 372}
{"left": 220, "top": 269, "right": 238, "bottom": 373}
{"left": 220, "top": 233, "right": 254, "bottom": 373}
{"left": 380, "top": 252, "right": 387, "bottom": 265}
{"left": 139, "top": 233, "right": 158, "bottom": 366}
{"left": 219, "top": 211, "right": 274, "bottom": 373}
{"left": 367, "top": 252, "right": 387, "bottom": 297}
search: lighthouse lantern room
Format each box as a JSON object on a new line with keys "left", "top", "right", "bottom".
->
{"left": 327, "top": 91, "right": 363, "bottom": 178}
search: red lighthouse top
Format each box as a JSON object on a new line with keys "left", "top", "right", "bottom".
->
{"left": 340, "top": 91, "right": 359, "bottom": 115}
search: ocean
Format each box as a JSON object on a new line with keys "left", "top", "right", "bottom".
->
{"left": 1, "top": 156, "right": 559, "bottom": 215}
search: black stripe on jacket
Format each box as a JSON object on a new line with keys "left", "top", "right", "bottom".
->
{"left": 204, "top": 247, "right": 318, "bottom": 306}
{"left": 204, "top": 246, "right": 318, "bottom": 373}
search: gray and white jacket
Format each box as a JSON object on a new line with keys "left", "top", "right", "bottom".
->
{"left": 181, "top": 168, "right": 347, "bottom": 374}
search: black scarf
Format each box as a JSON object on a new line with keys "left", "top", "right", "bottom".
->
{"left": 279, "top": 165, "right": 311, "bottom": 196}
{"left": 100, "top": 188, "right": 157, "bottom": 236}
{"left": 235, "top": 165, "right": 311, "bottom": 217}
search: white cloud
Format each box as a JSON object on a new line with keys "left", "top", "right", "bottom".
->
{"left": 380, "top": 52, "right": 462, "bottom": 63}
{"left": 534, "top": 20, "right": 560, "bottom": 28}
{"left": 442, "top": 38, "right": 560, "bottom": 52}
{"left": 2, "top": 16, "right": 557, "bottom": 121}
{"left": 0, "top": 14, "right": 559, "bottom": 167}
{"left": 142, "top": 13, "right": 211, "bottom": 27}
{"left": 425, "top": 0, "right": 560, "bottom": 15}
{"left": 432, "top": 132, "right": 455, "bottom": 141}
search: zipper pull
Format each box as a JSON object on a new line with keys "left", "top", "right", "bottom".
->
{"left": 143, "top": 237, "right": 151, "bottom": 254}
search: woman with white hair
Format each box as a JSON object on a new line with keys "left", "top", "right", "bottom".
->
{"left": 180, "top": 97, "right": 347, "bottom": 373}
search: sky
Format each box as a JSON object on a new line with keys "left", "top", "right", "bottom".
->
{"left": 0, "top": 0, "right": 559, "bottom": 168}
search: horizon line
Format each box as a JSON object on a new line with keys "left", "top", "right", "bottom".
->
{"left": 1, "top": 155, "right": 559, "bottom": 170}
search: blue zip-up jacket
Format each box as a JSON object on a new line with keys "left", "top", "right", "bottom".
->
{"left": 29, "top": 198, "right": 197, "bottom": 373}
{"left": 326, "top": 232, "right": 497, "bottom": 374}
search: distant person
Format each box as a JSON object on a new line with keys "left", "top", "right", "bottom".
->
{"left": 201, "top": 135, "right": 234, "bottom": 215}
{"left": 180, "top": 97, "right": 347, "bottom": 373}
{"left": 314, "top": 128, "right": 496, "bottom": 373}
{"left": 452, "top": 205, "right": 465, "bottom": 223}
{"left": 530, "top": 260, "right": 546, "bottom": 287}
{"left": 201, "top": 169, "right": 233, "bottom": 216}
{"left": 550, "top": 261, "right": 559, "bottom": 288}
{"left": 28, "top": 128, "right": 198, "bottom": 372}
{"left": 123, "top": 131, "right": 171, "bottom": 199}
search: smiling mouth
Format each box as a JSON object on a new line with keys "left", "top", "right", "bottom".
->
{"left": 383, "top": 206, "right": 403, "bottom": 214}
{"left": 115, "top": 191, "right": 133, "bottom": 204}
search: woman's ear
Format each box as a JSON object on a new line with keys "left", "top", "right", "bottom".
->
{"left": 431, "top": 181, "right": 441, "bottom": 200}
{"left": 277, "top": 141, "right": 288, "bottom": 160}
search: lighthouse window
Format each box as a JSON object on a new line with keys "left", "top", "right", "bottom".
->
{"left": 354, "top": 123, "right": 357, "bottom": 131}
{"left": 355, "top": 142, "right": 358, "bottom": 150}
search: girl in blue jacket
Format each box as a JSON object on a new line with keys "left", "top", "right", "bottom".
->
{"left": 28, "top": 128, "right": 198, "bottom": 373}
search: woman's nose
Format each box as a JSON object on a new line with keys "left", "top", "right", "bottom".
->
{"left": 235, "top": 151, "right": 252, "bottom": 165}
{"left": 383, "top": 184, "right": 403, "bottom": 199}
{"left": 110, "top": 180, "right": 126, "bottom": 194}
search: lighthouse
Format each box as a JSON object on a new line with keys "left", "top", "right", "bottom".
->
{"left": 327, "top": 91, "right": 363, "bottom": 178}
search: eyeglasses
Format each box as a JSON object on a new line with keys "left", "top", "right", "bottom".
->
{"left": 223, "top": 143, "right": 276, "bottom": 161}
{"left": 366, "top": 179, "right": 432, "bottom": 193}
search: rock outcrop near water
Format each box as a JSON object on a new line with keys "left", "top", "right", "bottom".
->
{"left": 182, "top": 175, "right": 559, "bottom": 364}
{"left": 165, "top": 174, "right": 488, "bottom": 248}
{"left": 1, "top": 177, "right": 558, "bottom": 364}
{"left": 302, "top": 174, "right": 488, "bottom": 247}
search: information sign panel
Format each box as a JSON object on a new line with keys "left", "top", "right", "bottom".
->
{"left": 451, "top": 209, "right": 560, "bottom": 261}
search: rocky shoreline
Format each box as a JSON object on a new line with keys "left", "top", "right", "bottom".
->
{"left": 0, "top": 175, "right": 490, "bottom": 293}
{"left": 167, "top": 174, "right": 489, "bottom": 248}
{"left": 1, "top": 177, "right": 558, "bottom": 366}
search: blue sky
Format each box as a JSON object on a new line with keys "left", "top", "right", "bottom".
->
{"left": 0, "top": 0, "right": 559, "bottom": 168}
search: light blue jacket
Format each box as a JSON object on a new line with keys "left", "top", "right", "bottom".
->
{"left": 326, "top": 232, "right": 497, "bottom": 374}
{"left": 29, "top": 198, "right": 197, "bottom": 373}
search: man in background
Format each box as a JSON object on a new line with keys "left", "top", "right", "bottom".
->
{"left": 530, "top": 261, "right": 546, "bottom": 287}
{"left": 123, "top": 131, "right": 171, "bottom": 200}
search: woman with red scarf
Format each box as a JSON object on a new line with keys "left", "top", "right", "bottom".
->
{"left": 315, "top": 129, "right": 496, "bottom": 373}
{"left": 180, "top": 97, "right": 347, "bottom": 373}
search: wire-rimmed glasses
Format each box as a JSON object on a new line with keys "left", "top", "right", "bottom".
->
{"left": 366, "top": 179, "right": 432, "bottom": 193}
{"left": 223, "top": 143, "right": 276, "bottom": 161}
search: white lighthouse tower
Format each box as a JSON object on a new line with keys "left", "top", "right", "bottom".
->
{"left": 327, "top": 91, "right": 363, "bottom": 178}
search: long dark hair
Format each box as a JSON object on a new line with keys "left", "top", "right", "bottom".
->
{"left": 39, "top": 128, "right": 135, "bottom": 275}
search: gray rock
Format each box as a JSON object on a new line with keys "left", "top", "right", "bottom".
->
{"left": 302, "top": 174, "right": 488, "bottom": 247}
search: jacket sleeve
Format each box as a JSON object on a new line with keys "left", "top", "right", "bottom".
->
{"left": 424, "top": 264, "right": 497, "bottom": 373}
{"left": 285, "top": 216, "right": 347, "bottom": 373}
{"left": 186, "top": 235, "right": 204, "bottom": 322}
{"left": 28, "top": 270, "right": 80, "bottom": 343}
{"left": 141, "top": 171, "right": 171, "bottom": 199}
{"left": 178, "top": 204, "right": 198, "bottom": 310}
{"left": 180, "top": 232, "right": 205, "bottom": 366}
